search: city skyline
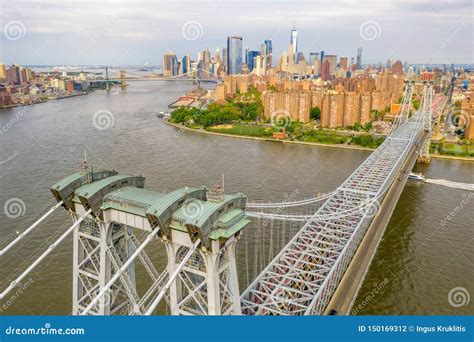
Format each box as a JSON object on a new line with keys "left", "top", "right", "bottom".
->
{"left": 0, "top": 0, "right": 472, "bottom": 66}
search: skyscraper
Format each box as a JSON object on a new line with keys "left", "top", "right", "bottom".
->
{"left": 340, "top": 56, "right": 348, "bottom": 70}
{"left": 320, "top": 50, "right": 325, "bottom": 64}
{"left": 246, "top": 50, "right": 260, "bottom": 72}
{"left": 163, "top": 52, "right": 179, "bottom": 77}
{"left": 290, "top": 23, "right": 298, "bottom": 63}
{"left": 227, "top": 36, "right": 243, "bottom": 75}
{"left": 357, "top": 47, "right": 363, "bottom": 69}
{"left": 321, "top": 60, "right": 330, "bottom": 81}
{"left": 222, "top": 47, "right": 228, "bottom": 73}
{"left": 181, "top": 54, "right": 191, "bottom": 75}
{"left": 309, "top": 52, "right": 319, "bottom": 66}
{"left": 323, "top": 55, "right": 337, "bottom": 75}
{"left": 264, "top": 40, "right": 273, "bottom": 68}
{"left": 0, "top": 64, "right": 6, "bottom": 82}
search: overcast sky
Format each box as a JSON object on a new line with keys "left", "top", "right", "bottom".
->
{"left": 0, "top": 0, "right": 472, "bottom": 66}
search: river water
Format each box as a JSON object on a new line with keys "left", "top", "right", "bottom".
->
{"left": 0, "top": 81, "right": 472, "bottom": 315}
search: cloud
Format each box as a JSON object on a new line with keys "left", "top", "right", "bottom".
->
{"left": 0, "top": 0, "right": 472, "bottom": 65}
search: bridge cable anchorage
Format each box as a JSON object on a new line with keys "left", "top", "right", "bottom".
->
{"left": 80, "top": 226, "right": 161, "bottom": 315}
{"left": 0, "top": 208, "right": 90, "bottom": 301}
{"left": 0, "top": 201, "right": 64, "bottom": 257}
{"left": 145, "top": 239, "right": 201, "bottom": 315}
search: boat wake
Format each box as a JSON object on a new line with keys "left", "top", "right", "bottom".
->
{"left": 425, "top": 178, "right": 474, "bottom": 191}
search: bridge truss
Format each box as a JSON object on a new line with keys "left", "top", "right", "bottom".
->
{"left": 240, "top": 82, "right": 430, "bottom": 315}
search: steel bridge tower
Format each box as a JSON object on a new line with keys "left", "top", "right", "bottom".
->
{"left": 418, "top": 81, "right": 433, "bottom": 164}
{"left": 164, "top": 224, "right": 242, "bottom": 315}
{"left": 45, "top": 159, "right": 249, "bottom": 316}
{"left": 160, "top": 183, "right": 245, "bottom": 315}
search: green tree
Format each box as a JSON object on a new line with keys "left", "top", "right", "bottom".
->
{"left": 370, "top": 110, "right": 381, "bottom": 121}
{"left": 353, "top": 122, "right": 363, "bottom": 131}
{"left": 363, "top": 121, "right": 372, "bottom": 132}
{"left": 310, "top": 106, "right": 321, "bottom": 120}
{"left": 412, "top": 99, "right": 420, "bottom": 110}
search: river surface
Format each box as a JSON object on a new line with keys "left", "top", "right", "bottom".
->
{"left": 0, "top": 81, "right": 472, "bottom": 315}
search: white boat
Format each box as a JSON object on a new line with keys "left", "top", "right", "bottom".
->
{"left": 408, "top": 172, "right": 425, "bottom": 181}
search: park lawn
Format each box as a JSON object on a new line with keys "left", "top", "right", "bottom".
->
{"left": 206, "top": 124, "right": 275, "bottom": 138}
{"left": 440, "top": 143, "right": 474, "bottom": 157}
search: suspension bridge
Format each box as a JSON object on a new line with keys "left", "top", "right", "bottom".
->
{"left": 100, "top": 68, "right": 219, "bottom": 87}
{"left": 1, "top": 81, "right": 439, "bottom": 315}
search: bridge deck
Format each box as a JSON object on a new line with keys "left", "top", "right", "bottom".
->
{"left": 241, "top": 115, "right": 423, "bottom": 315}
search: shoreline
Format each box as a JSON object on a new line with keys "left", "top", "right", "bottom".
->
{"left": 165, "top": 120, "right": 474, "bottom": 162}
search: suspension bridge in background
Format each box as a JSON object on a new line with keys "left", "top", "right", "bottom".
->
{"left": 1, "top": 81, "right": 445, "bottom": 315}
{"left": 99, "top": 68, "right": 219, "bottom": 89}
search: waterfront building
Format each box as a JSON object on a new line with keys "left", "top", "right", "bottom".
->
{"left": 227, "top": 36, "right": 243, "bottom": 75}
{"left": 263, "top": 90, "right": 311, "bottom": 123}
{"left": 344, "top": 92, "right": 360, "bottom": 126}
{"left": 6, "top": 64, "right": 20, "bottom": 85}
{"left": 0, "top": 64, "right": 6, "bottom": 82}
{"left": 360, "top": 92, "right": 372, "bottom": 124}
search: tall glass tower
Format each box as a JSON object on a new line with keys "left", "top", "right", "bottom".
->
{"left": 290, "top": 22, "right": 298, "bottom": 63}
{"left": 227, "top": 36, "right": 243, "bottom": 75}
{"left": 357, "top": 47, "right": 363, "bottom": 69}
{"left": 264, "top": 40, "right": 273, "bottom": 68}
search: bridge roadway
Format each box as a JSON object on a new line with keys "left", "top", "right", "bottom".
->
{"left": 324, "top": 131, "right": 427, "bottom": 315}
{"left": 240, "top": 110, "right": 424, "bottom": 315}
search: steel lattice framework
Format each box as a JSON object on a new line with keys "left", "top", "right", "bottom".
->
{"left": 241, "top": 83, "right": 427, "bottom": 315}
